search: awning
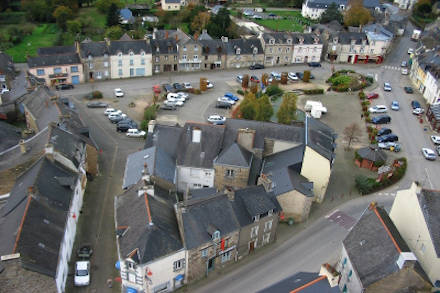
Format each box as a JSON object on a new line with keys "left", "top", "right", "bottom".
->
{"left": 175, "top": 274, "right": 184, "bottom": 281}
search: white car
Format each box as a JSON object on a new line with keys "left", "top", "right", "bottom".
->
{"left": 401, "top": 68, "right": 408, "bottom": 75}
{"left": 164, "top": 99, "right": 184, "bottom": 107}
{"left": 126, "top": 129, "right": 146, "bottom": 137}
{"left": 217, "top": 97, "right": 235, "bottom": 105}
{"left": 108, "top": 112, "right": 126, "bottom": 119}
{"left": 422, "top": 148, "right": 437, "bottom": 160}
{"left": 206, "top": 80, "right": 214, "bottom": 88}
{"left": 378, "top": 142, "right": 401, "bottom": 152}
{"left": 183, "top": 82, "right": 192, "bottom": 89}
{"left": 167, "top": 96, "right": 185, "bottom": 103}
{"left": 408, "top": 48, "right": 414, "bottom": 54}
{"left": 114, "top": 88, "right": 124, "bottom": 97}
{"left": 270, "top": 72, "right": 281, "bottom": 80}
{"left": 104, "top": 108, "right": 116, "bottom": 116}
{"left": 412, "top": 108, "right": 424, "bottom": 115}
{"left": 383, "top": 82, "right": 392, "bottom": 92}
{"left": 288, "top": 72, "right": 299, "bottom": 80}
{"left": 176, "top": 92, "right": 189, "bottom": 98}
{"left": 431, "top": 135, "right": 440, "bottom": 144}
{"left": 74, "top": 261, "right": 90, "bottom": 286}
{"left": 368, "top": 105, "right": 388, "bottom": 113}
{"left": 108, "top": 110, "right": 122, "bottom": 117}
{"left": 236, "top": 75, "right": 243, "bottom": 83}
{"left": 207, "top": 115, "right": 226, "bottom": 125}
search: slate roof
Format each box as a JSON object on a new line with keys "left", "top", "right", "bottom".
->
{"left": 0, "top": 121, "right": 21, "bottom": 153}
{"left": 164, "top": 0, "right": 181, "bottom": 3}
{"left": 226, "top": 38, "right": 264, "bottom": 55}
{"left": 222, "top": 119, "right": 304, "bottom": 150}
{"left": 199, "top": 39, "right": 226, "bottom": 55}
{"left": 109, "top": 40, "right": 151, "bottom": 55}
{"left": 343, "top": 205, "right": 412, "bottom": 287}
{"left": 262, "top": 145, "right": 304, "bottom": 174}
{"left": 232, "top": 185, "right": 280, "bottom": 227}
{"left": 22, "top": 87, "right": 60, "bottom": 131}
{"left": 48, "top": 124, "right": 85, "bottom": 168}
{"left": 417, "top": 189, "right": 440, "bottom": 257}
{"left": 306, "top": 116, "right": 336, "bottom": 161}
{"left": 27, "top": 53, "right": 81, "bottom": 68}
{"left": 198, "top": 30, "right": 213, "bottom": 41}
{"left": 292, "top": 33, "right": 322, "bottom": 45}
{"left": 116, "top": 181, "right": 183, "bottom": 264}
{"left": 150, "top": 39, "right": 178, "bottom": 55}
{"left": 189, "top": 187, "right": 218, "bottom": 199}
{"left": 266, "top": 167, "right": 314, "bottom": 197}
{"left": 144, "top": 123, "right": 183, "bottom": 158}
{"left": 154, "top": 29, "right": 190, "bottom": 42}
{"left": 79, "top": 41, "right": 109, "bottom": 58}
{"left": 37, "top": 45, "right": 76, "bottom": 56}
{"left": 262, "top": 32, "right": 293, "bottom": 45}
{"left": 215, "top": 143, "right": 253, "bottom": 167}
{"left": 357, "top": 145, "right": 387, "bottom": 162}
{"left": 332, "top": 32, "right": 368, "bottom": 45}
{"left": 258, "top": 272, "right": 339, "bottom": 293}
{"left": 176, "top": 123, "right": 225, "bottom": 169}
{"left": 180, "top": 193, "right": 240, "bottom": 249}
{"left": 248, "top": 155, "right": 263, "bottom": 186}
{"left": 363, "top": 24, "right": 394, "bottom": 40}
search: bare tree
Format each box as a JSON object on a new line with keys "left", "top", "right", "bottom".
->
{"left": 343, "top": 123, "right": 361, "bottom": 149}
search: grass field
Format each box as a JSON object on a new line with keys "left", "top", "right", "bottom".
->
{"left": 265, "top": 10, "right": 303, "bottom": 17}
{"left": 6, "top": 24, "right": 59, "bottom": 63}
{"left": 79, "top": 7, "right": 107, "bottom": 29}
{"left": 255, "top": 19, "right": 305, "bottom": 32}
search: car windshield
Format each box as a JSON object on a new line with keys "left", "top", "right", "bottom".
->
{"left": 76, "top": 269, "right": 88, "bottom": 276}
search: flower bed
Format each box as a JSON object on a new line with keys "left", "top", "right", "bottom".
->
{"left": 327, "top": 70, "right": 372, "bottom": 92}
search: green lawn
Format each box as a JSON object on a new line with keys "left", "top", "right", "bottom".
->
{"left": 79, "top": 7, "right": 107, "bottom": 29}
{"left": 255, "top": 19, "right": 305, "bottom": 32}
{"left": 6, "top": 23, "right": 59, "bottom": 63}
{"left": 265, "top": 10, "right": 303, "bottom": 17}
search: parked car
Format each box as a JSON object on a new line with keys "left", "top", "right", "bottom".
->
{"left": 371, "top": 115, "right": 391, "bottom": 124}
{"left": 117, "top": 123, "right": 134, "bottom": 132}
{"left": 217, "top": 97, "right": 235, "bottom": 105}
{"left": 408, "top": 48, "right": 414, "bottom": 54}
{"left": 401, "top": 68, "right": 409, "bottom": 75}
{"left": 296, "top": 72, "right": 315, "bottom": 80}
{"left": 411, "top": 100, "right": 421, "bottom": 109}
{"left": 377, "top": 134, "right": 399, "bottom": 143}
{"left": 367, "top": 92, "right": 379, "bottom": 99}
{"left": 216, "top": 101, "right": 232, "bottom": 109}
{"left": 114, "top": 88, "right": 124, "bottom": 97}
{"left": 404, "top": 86, "right": 414, "bottom": 94}
{"left": 127, "top": 129, "right": 146, "bottom": 137}
{"left": 163, "top": 84, "right": 174, "bottom": 93}
{"left": 224, "top": 92, "right": 239, "bottom": 101}
{"left": 56, "top": 83, "right": 74, "bottom": 90}
{"left": 250, "top": 75, "right": 260, "bottom": 83}
{"left": 436, "top": 145, "right": 440, "bottom": 155}
{"left": 206, "top": 80, "right": 214, "bottom": 88}
{"left": 87, "top": 102, "right": 108, "bottom": 108}
{"left": 377, "top": 128, "right": 392, "bottom": 136}
{"left": 307, "top": 62, "right": 321, "bottom": 67}
{"left": 118, "top": 119, "right": 137, "bottom": 129}
{"left": 108, "top": 110, "right": 123, "bottom": 117}
{"left": 401, "top": 61, "right": 408, "bottom": 67}
{"left": 236, "top": 75, "right": 243, "bottom": 83}
{"left": 77, "top": 245, "right": 93, "bottom": 259}
{"left": 378, "top": 142, "right": 401, "bottom": 152}
{"left": 161, "top": 103, "right": 177, "bottom": 110}
{"left": 431, "top": 135, "right": 440, "bottom": 144}
{"left": 74, "top": 261, "right": 90, "bottom": 286}
{"left": 167, "top": 93, "right": 185, "bottom": 103}
{"left": 391, "top": 101, "right": 400, "bottom": 111}
{"left": 109, "top": 114, "right": 126, "bottom": 123}
{"left": 422, "top": 148, "right": 437, "bottom": 160}
{"left": 164, "top": 99, "right": 183, "bottom": 107}
{"left": 173, "top": 83, "right": 185, "bottom": 91}
{"left": 183, "top": 82, "right": 192, "bottom": 89}
{"left": 383, "top": 82, "right": 392, "bottom": 92}
{"left": 249, "top": 63, "right": 264, "bottom": 70}
{"left": 413, "top": 108, "right": 424, "bottom": 115}
{"left": 270, "top": 72, "right": 281, "bottom": 80}
{"left": 369, "top": 105, "right": 388, "bottom": 113}
{"left": 288, "top": 72, "right": 299, "bottom": 80}
{"left": 104, "top": 108, "right": 116, "bottom": 116}
{"left": 176, "top": 92, "right": 189, "bottom": 99}
{"left": 207, "top": 115, "right": 226, "bottom": 125}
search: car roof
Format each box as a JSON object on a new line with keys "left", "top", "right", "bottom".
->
{"left": 76, "top": 261, "right": 89, "bottom": 269}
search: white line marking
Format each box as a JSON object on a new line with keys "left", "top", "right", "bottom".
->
{"left": 425, "top": 168, "right": 433, "bottom": 189}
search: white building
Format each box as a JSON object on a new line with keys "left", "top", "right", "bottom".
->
{"left": 291, "top": 33, "right": 323, "bottom": 63}
{"left": 302, "top": 0, "right": 380, "bottom": 20}
{"left": 394, "top": 0, "right": 417, "bottom": 9}
{"left": 109, "top": 40, "right": 152, "bottom": 79}
{"left": 424, "top": 70, "right": 440, "bottom": 104}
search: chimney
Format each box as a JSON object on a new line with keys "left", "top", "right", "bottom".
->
{"left": 396, "top": 252, "right": 417, "bottom": 270}
{"left": 299, "top": 36, "right": 304, "bottom": 44}
{"left": 144, "top": 192, "right": 154, "bottom": 227}
{"left": 192, "top": 127, "right": 201, "bottom": 143}
{"left": 225, "top": 187, "right": 235, "bottom": 201}
{"left": 319, "top": 264, "right": 340, "bottom": 287}
{"left": 19, "top": 139, "right": 26, "bottom": 154}
{"left": 257, "top": 174, "right": 273, "bottom": 192}
{"left": 202, "top": 29, "right": 207, "bottom": 35}
{"left": 153, "top": 28, "right": 157, "bottom": 40}
{"left": 104, "top": 37, "right": 110, "bottom": 46}
{"left": 142, "top": 162, "right": 151, "bottom": 184}
{"left": 221, "top": 36, "right": 228, "bottom": 43}
{"left": 45, "top": 143, "right": 54, "bottom": 161}
{"left": 148, "top": 120, "right": 156, "bottom": 133}
{"left": 237, "top": 128, "right": 255, "bottom": 151}
{"left": 28, "top": 186, "right": 34, "bottom": 195}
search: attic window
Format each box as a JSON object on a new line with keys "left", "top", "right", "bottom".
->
{"left": 212, "top": 230, "right": 220, "bottom": 241}
{"left": 252, "top": 215, "right": 260, "bottom": 222}
{"left": 236, "top": 48, "right": 241, "bottom": 55}
{"left": 253, "top": 47, "right": 258, "bottom": 54}
{"left": 129, "top": 51, "right": 134, "bottom": 56}
{"left": 141, "top": 51, "right": 145, "bottom": 56}
{"left": 270, "top": 39, "right": 275, "bottom": 45}
{"left": 156, "top": 47, "right": 160, "bottom": 53}
{"left": 118, "top": 52, "right": 122, "bottom": 57}
{"left": 104, "top": 54, "right": 108, "bottom": 58}
{"left": 43, "top": 219, "right": 50, "bottom": 224}
{"left": 88, "top": 55, "right": 92, "bottom": 60}
{"left": 38, "top": 242, "right": 45, "bottom": 249}
{"left": 287, "top": 39, "right": 292, "bottom": 44}
{"left": 126, "top": 261, "right": 136, "bottom": 270}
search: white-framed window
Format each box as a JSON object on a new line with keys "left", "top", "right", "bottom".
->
{"left": 201, "top": 248, "right": 208, "bottom": 257}
{"left": 253, "top": 47, "right": 258, "bottom": 54}
{"left": 194, "top": 55, "right": 198, "bottom": 60}
{"left": 141, "top": 58, "right": 145, "bottom": 65}
{"left": 252, "top": 214, "right": 260, "bottom": 222}
{"left": 88, "top": 62, "right": 93, "bottom": 69}
{"left": 193, "top": 183, "right": 202, "bottom": 188}
{"left": 174, "top": 55, "right": 178, "bottom": 61}
{"left": 155, "top": 56, "right": 160, "bottom": 62}
{"left": 37, "top": 69, "right": 45, "bottom": 76}
{"left": 104, "top": 70, "right": 109, "bottom": 77}
{"left": 269, "top": 48, "right": 273, "bottom": 53}
{"left": 141, "top": 51, "right": 145, "bottom": 56}
{"left": 251, "top": 225, "right": 259, "bottom": 238}
{"left": 165, "top": 55, "right": 168, "bottom": 61}
{"left": 236, "top": 48, "right": 241, "bottom": 55}
{"left": 154, "top": 65, "right": 160, "bottom": 73}
{"left": 182, "top": 55, "right": 187, "bottom": 60}
{"left": 96, "top": 71, "right": 102, "bottom": 79}
{"left": 118, "top": 53, "right": 122, "bottom": 58}
{"left": 286, "top": 47, "right": 290, "bottom": 52}
{"left": 130, "top": 59, "right": 134, "bottom": 66}
{"left": 118, "top": 60, "right": 122, "bottom": 67}
{"left": 129, "top": 52, "right": 134, "bottom": 56}
{"left": 264, "top": 220, "right": 273, "bottom": 232}
{"left": 270, "top": 39, "right": 275, "bottom": 45}
{"left": 212, "top": 230, "right": 220, "bottom": 241}
{"left": 173, "top": 259, "right": 185, "bottom": 271}
{"left": 104, "top": 61, "right": 108, "bottom": 67}
{"left": 205, "top": 171, "right": 212, "bottom": 176}
{"left": 263, "top": 232, "right": 270, "bottom": 244}
{"left": 194, "top": 45, "right": 198, "bottom": 51}
{"left": 183, "top": 46, "right": 187, "bottom": 51}
{"left": 221, "top": 251, "right": 231, "bottom": 263}
{"left": 225, "top": 169, "right": 235, "bottom": 177}
{"left": 278, "top": 48, "right": 282, "bottom": 53}
{"left": 118, "top": 69, "right": 123, "bottom": 76}
{"left": 268, "top": 209, "right": 273, "bottom": 216}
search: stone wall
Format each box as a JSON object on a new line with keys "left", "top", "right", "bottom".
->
{"left": 214, "top": 164, "right": 250, "bottom": 190}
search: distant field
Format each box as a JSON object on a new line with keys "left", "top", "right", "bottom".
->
{"left": 265, "top": 10, "right": 303, "bottom": 17}
{"left": 255, "top": 19, "right": 305, "bottom": 32}
{"left": 6, "top": 24, "right": 59, "bottom": 63}
{"left": 79, "top": 7, "right": 106, "bottom": 29}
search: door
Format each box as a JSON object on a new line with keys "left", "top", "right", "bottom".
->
{"left": 71, "top": 75, "right": 80, "bottom": 84}
{"left": 207, "top": 257, "right": 215, "bottom": 272}
{"left": 249, "top": 241, "right": 255, "bottom": 253}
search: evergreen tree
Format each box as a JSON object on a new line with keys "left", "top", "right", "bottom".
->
{"left": 277, "top": 93, "right": 297, "bottom": 124}
{"left": 107, "top": 3, "right": 120, "bottom": 27}
{"left": 319, "top": 3, "right": 343, "bottom": 24}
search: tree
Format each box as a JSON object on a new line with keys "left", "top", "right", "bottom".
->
{"left": 239, "top": 92, "right": 257, "bottom": 120}
{"left": 344, "top": 0, "right": 372, "bottom": 27}
{"left": 190, "top": 11, "right": 210, "bottom": 34}
{"left": 255, "top": 95, "right": 274, "bottom": 121}
{"left": 105, "top": 25, "right": 124, "bottom": 40}
{"left": 413, "top": 0, "right": 433, "bottom": 18}
{"left": 53, "top": 6, "right": 74, "bottom": 31}
{"left": 96, "top": 0, "right": 122, "bottom": 13}
{"left": 343, "top": 123, "right": 361, "bottom": 149}
{"left": 21, "top": 0, "right": 53, "bottom": 22}
{"left": 107, "top": 2, "right": 120, "bottom": 26}
{"left": 277, "top": 93, "right": 297, "bottom": 124}
{"left": 319, "top": 3, "right": 343, "bottom": 24}
{"left": 67, "top": 19, "right": 81, "bottom": 35}
{"left": 207, "top": 8, "right": 232, "bottom": 38}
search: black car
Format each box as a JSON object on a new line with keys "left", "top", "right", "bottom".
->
{"left": 411, "top": 100, "right": 421, "bottom": 109}
{"left": 404, "top": 86, "right": 413, "bottom": 94}
{"left": 56, "top": 83, "right": 74, "bottom": 90}
{"left": 87, "top": 102, "right": 108, "bottom": 108}
{"left": 371, "top": 115, "right": 391, "bottom": 124}
{"left": 295, "top": 72, "right": 315, "bottom": 80}
{"left": 161, "top": 104, "right": 177, "bottom": 110}
{"left": 117, "top": 123, "right": 134, "bottom": 132}
{"left": 307, "top": 62, "right": 321, "bottom": 67}
{"left": 163, "top": 84, "right": 174, "bottom": 93}
{"left": 249, "top": 64, "right": 264, "bottom": 70}
{"left": 377, "top": 134, "right": 398, "bottom": 143}
{"left": 216, "top": 101, "right": 232, "bottom": 109}
{"left": 109, "top": 115, "right": 124, "bottom": 123}
{"left": 377, "top": 128, "right": 392, "bottom": 136}
{"left": 118, "top": 119, "right": 137, "bottom": 129}
{"left": 77, "top": 245, "right": 93, "bottom": 259}
{"left": 173, "top": 83, "right": 185, "bottom": 91}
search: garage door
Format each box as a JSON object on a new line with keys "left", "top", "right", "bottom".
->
{"left": 71, "top": 75, "right": 80, "bottom": 84}
{"left": 136, "top": 68, "right": 145, "bottom": 76}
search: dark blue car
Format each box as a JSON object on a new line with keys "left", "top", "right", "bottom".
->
{"left": 224, "top": 92, "right": 239, "bottom": 101}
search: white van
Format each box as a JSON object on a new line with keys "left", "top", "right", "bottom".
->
{"left": 304, "top": 101, "right": 327, "bottom": 113}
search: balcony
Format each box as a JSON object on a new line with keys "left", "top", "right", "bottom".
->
{"left": 179, "top": 59, "right": 202, "bottom": 64}
{"left": 49, "top": 73, "right": 68, "bottom": 79}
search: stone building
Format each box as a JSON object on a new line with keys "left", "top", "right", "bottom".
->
{"left": 78, "top": 40, "right": 111, "bottom": 81}
{"left": 260, "top": 32, "right": 294, "bottom": 66}
{"left": 150, "top": 38, "right": 179, "bottom": 74}
{"left": 178, "top": 39, "right": 202, "bottom": 72}
{"left": 199, "top": 39, "right": 227, "bottom": 71}
{"left": 224, "top": 38, "right": 264, "bottom": 69}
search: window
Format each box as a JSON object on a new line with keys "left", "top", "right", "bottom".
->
{"left": 130, "top": 68, "right": 134, "bottom": 76}
{"left": 270, "top": 39, "right": 275, "bottom": 45}
{"left": 127, "top": 261, "right": 136, "bottom": 269}
{"left": 252, "top": 215, "right": 260, "bottom": 222}
{"left": 118, "top": 53, "right": 122, "bottom": 58}
{"left": 278, "top": 48, "right": 282, "bottom": 53}
{"left": 201, "top": 248, "right": 208, "bottom": 257}
{"left": 348, "top": 269, "right": 352, "bottom": 281}
{"left": 268, "top": 209, "right": 273, "bottom": 216}
{"left": 130, "top": 59, "right": 134, "bottom": 66}
{"left": 165, "top": 55, "right": 168, "bottom": 61}
{"left": 212, "top": 230, "right": 220, "bottom": 241}
{"left": 221, "top": 251, "right": 231, "bottom": 263}
{"left": 225, "top": 169, "right": 235, "bottom": 177}
{"left": 129, "top": 52, "right": 134, "bottom": 56}
{"left": 88, "top": 55, "right": 92, "bottom": 60}
{"left": 141, "top": 51, "right": 145, "bottom": 56}
{"left": 54, "top": 67, "right": 62, "bottom": 74}
{"left": 263, "top": 233, "right": 270, "bottom": 244}
{"left": 89, "top": 62, "right": 94, "bottom": 69}
{"left": 269, "top": 48, "right": 273, "bottom": 53}
{"left": 205, "top": 171, "right": 212, "bottom": 176}
{"left": 342, "top": 257, "right": 347, "bottom": 269}
{"left": 71, "top": 66, "right": 78, "bottom": 72}
{"left": 183, "top": 46, "right": 187, "bottom": 51}
{"left": 205, "top": 55, "right": 208, "bottom": 60}
{"left": 251, "top": 226, "right": 259, "bottom": 238}
{"left": 264, "top": 220, "right": 273, "bottom": 232}
{"left": 118, "top": 69, "right": 123, "bottom": 76}
{"left": 141, "top": 59, "right": 145, "bottom": 65}
{"left": 173, "top": 259, "right": 185, "bottom": 271}
{"left": 194, "top": 55, "right": 198, "bottom": 60}
{"left": 286, "top": 48, "right": 290, "bottom": 53}
{"left": 96, "top": 72, "right": 102, "bottom": 79}
{"left": 37, "top": 69, "right": 45, "bottom": 76}
{"left": 155, "top": 56, "right": 160, "bottom": 62}
{"left": 154, "top": 65, "right": 160, "bottom": 73}
{"left": 236, "top": 48, "right": 241, "bottom": 55}
{"left": 194, "top": 45, "right": 198, "bottom": 51}
{"left": 193, "top": 183, "right": 202, "bottom": 188}
{"left": 118, "top": 60, "right": 122, "bottom": 67}
{"left": 182, "top": 55, "right": 187, "bottom": 60}
{"left": 174, "top": 55, "right": 178, "bottom": 61}
{"left": 104, "top": 54, "right": 108, "bottom": 58}
{"left": 104, "top": 70, "right": 109, "bottom": 77}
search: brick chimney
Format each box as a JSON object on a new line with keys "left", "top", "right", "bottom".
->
{"left": 225, "top": 187, "right": 235, "bottom": 201}
{"left": 319, "top": 264, "right": 340, "bottom": 287}
{"left": 237, "top": 128, "right": 255, "bottom": 151}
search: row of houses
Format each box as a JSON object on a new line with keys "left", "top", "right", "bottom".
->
{"left": 0, "top": 86, "right": 98, "bottom": 292}
{"left": 27, "top": 27, "right": 394, "bottom": 87}
{"left": 116, "top": 117, "right": 336, "bottom": 292}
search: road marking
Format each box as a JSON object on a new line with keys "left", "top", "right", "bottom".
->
{"left": 325, "top": 209, "right": 339, "bottom": 218}
{"left": 425, "top": 168, "right": 433, "bottom": 189}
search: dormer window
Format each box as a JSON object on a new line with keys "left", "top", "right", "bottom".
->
{"left": 253, "top": 47, "right": 258, "bottom": 54}
{"left": 212, "top": 230, "right": 220, "bottom": 241}
{"left": 268, "top": 209, "right": 273, "bottom": 216}
{"left": 194, "top": 45, "right": 198, "bottom": 51}
{"left": 126, "top": 261, "right": 136, "bottom": 270}
{"left": 104, "top": 53, "right": 108, "bottom": 58}
{"left": 287, "top": 39, "right": 292, "bottom": 44}
{"left": 88, "top": 55, "right": 92, "bottom": 60}
{"left": 236, "top": 48, "right": 241, "bottom": 55}
{"left": 270, "top": 39, "right": 275, "bottom": 45}
{"left": 252, "top": 215, "right": 260, "bottom": 222}
{"left": 156, "top": 47, "right": 160, "bottom": 53}
{"left": 118, "top": 52, "right": 122, "bottom": 58}
{"left": 141, "top": 51, "right": 145, "bottom": 56}
{"left": 129, "top": 51, "right": 134, "bottom": 56}
{"left": 183, "top": 46, "right": 187, "bottom": 51}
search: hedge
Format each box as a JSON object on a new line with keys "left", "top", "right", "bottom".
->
{"left": 303, "top": 88, "right": 324, "bottom": 95}
{"left": 237, "top": 89, "right": 244, "bottom": 95}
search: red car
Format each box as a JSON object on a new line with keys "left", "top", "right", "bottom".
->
{"left": 367, "top": 93, "right": 379, "bottom": 99}
{"left": 250, "top": 75, "right": 260, "bottom": 83}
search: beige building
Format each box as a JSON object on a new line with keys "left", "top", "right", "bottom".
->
{"left": 260, "top": 32, "right": 294, "bottom": 66}
{"left": 291, "top": 33, "right": 323, "bottom": 64}
{"left": 178, "top": 39, "right": 202, "bottom": 72}
{"left": 224, "top": 38, "right": 264, "bottom": 69}
{"left": 161, "top": 0, "right": 183, "bottom": 11}
{"left": 390, "top": 182, "right": 440, "bottom": 287}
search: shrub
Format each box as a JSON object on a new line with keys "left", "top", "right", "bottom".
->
{"left": 193, "top": 89, "right": 202, "bottom": 94}
{"left": 92, "top": 90, "right": 103, "bottom": 99}
{"left": 366, "top": 76, "right": 374, "bottom": 84}
{"left": 143, "top": 104, "right": 159, "bottom": 123}
{"left": 303, "top": 88, "right": 324, "bottom": 95}
{"left": 329, "top": 75, "right": 352, "bottom": 86}
{"left": 354, "top": 150, "right": 362, "bottom": 161}
{"left": 265, "top": 85, "right": 283, "bottom": 97}
{"left": 237, "top": 89, "right": 244, "bottom": 95}
{"left": 374, "top": 160, "right": 385, "bottom": 167}
{"left": 355, "top": 175, "right": 377, "bottom": 194}
{"left": 366, "top": 117, "right": 371, "bottom": 123}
